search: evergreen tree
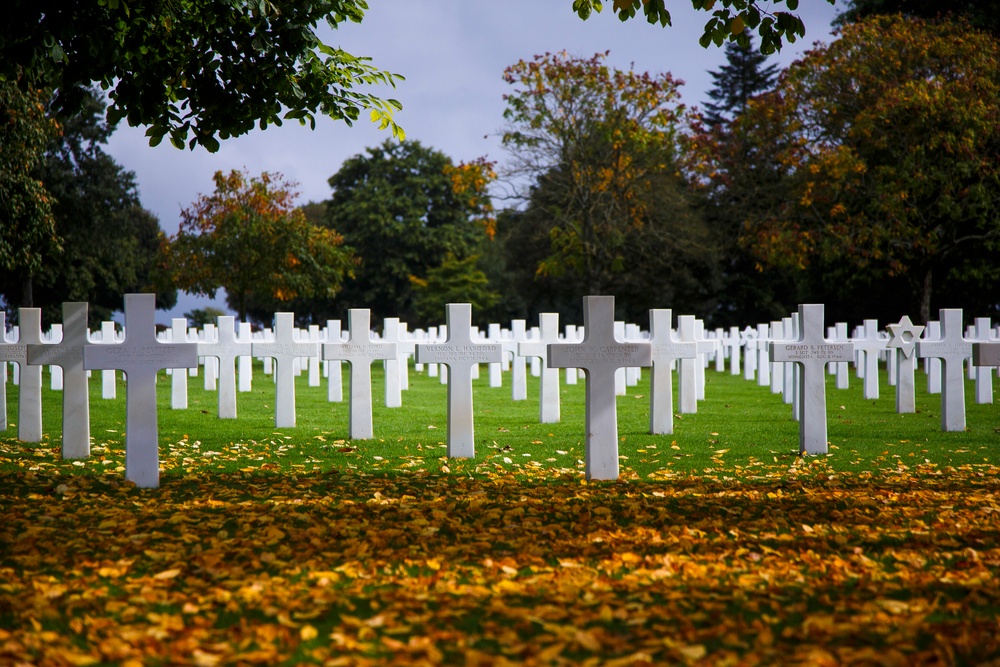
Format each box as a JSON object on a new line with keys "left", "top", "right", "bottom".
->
{"left": 702, "top": 36, "right": 779, "bottom": 127}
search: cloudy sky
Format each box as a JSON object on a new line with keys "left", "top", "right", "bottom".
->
{"left": 104, "top": 1, "right": 842, "bottom": 323}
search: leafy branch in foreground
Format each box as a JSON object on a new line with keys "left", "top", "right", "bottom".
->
{"left": 1, "top": 0, "right": 404, "bottom": 151}
{"left": 572, "top": 0, "right": 836, "bottom": 54}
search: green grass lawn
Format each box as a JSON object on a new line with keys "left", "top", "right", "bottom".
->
{"left": 1, "top": 361, "right": 999, "bottom": 665}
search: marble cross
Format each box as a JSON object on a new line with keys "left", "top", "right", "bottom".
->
{"left": 198, "top": 315, "right": 252, "bottom": 419}
{"left": 169, "top": 318, "right": 190, "bottom": 409}
{"left": 741, "top": 326, "right": 758, "bottom": 381}
{"left": 98, "top": 321, "right": 118, "bottom": 399}
{"left": 648, "top": 309, "right": 696, "bottom": 435}
{"left": 487, "top": 323, "right": 504, "bottom": 388}
{"left": 323, "top": 309, "right": 396, "bottom": 440}
{"left": 517, "top": 313, "right": 561, "bottom": 423}
{"left": 415, "top": 303, "right": 501, "bottom": 457}
{"left": 676, "top": 315, "right": 714, "bottom": 414}
{"left": 769, "top": 304, "right": 854, "bottom": 455}
{"left": 325, "top": 320, "right": 344, "bottom": 402}
{"left": 237, "top": 322, "right": 253, "bottom": 393}
{"left": 381, "top": 317, "right": 404, "bottom": 408}
{"left": 83, "top": 294, "right": 199, "bottom": 488}
{"left": 916, "top": 309, "right": 971, "bottom": 432}
{"left": 886, "top": 315, "right": 924, "bottom": 414}
{"left": 26, "top": 302, "right": 91, "bottom": 458}
{"left": 852, "top": 319, "right": 885, "bottom": 400}
{"left": 1, "top": 309, "right": 44, "bottom": 442}
{"left": 251, "top": 312, "right": 318, "bottom": 428}
{"left": 756, "top": 323, "right": 771, "bottom": 387}
{"left": 548, "top": 296, "right": 651, "bottom": 480}
{"left": 506, "top": 319, "right": 528, "bottom": 401}
{"left": 972, "top": 318, "right": 994, "bottom": 405}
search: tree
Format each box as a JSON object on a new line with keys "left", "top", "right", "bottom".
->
{"left": 0, "top": 80, "right": 59, "bottom": 292}
{"left": 684, "top": 36, "right": 795, "bottom": 326}
{"left": 322, "top": 140, "right": 496, "bottom": 325}
{"left": 184, "top": 307, "right": 227, "bottom": 330}
{"left": 702, "top": 35, "right": 779, "bottom": 127}
{"left": 1, "top": 0, "right": 402, "bottom": 151}
{"left": 409, "top": 254, "right": 500, "bottom": 325}
{"left": 500, "top": 51, "right": 716, "bottom": 320}
{"left": 572, "top": 0, "right": 833, "bottom": 55}
{"left": 167, "top": 170, "right": 356, "bottom": 323}
{"left": 0, "top": 87, "right": 176, "bottom": 324}
{"left": 834, "top": 0, "right": 1000, "bottom": 35}
{"left": 727, "top": 16, "right": 1000, "bottom": 323}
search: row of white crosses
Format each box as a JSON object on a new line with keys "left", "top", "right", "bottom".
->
{"left": 3, "top": 294, "right": 1000, "bottom": 488}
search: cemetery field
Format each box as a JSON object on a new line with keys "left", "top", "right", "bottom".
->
{"left": 1, "top": 365, "right": 999, "bottom": 665}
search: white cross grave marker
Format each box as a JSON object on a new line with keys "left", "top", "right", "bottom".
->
{"left": 323, "top": 309, "right": 396, "bottom": 440}
{"left": 26, "top": 302, "right": 91, "bottom": 458}
{"left": 972, "top": 318, "right": 994, "bottom": 404}
{"left": 169, "top": 318, "right": 190, "bottom": 409}
{"left": 756, "top": 323, "right": 771, "bottom": 387}
{"left": 506, "top": 319, "right": 528, "bottom": 401}
{"left": 3, "top": 309, "right": 44, "bottom": 442}
{"left": 518, "top": 313, "right": 561, "bottom": 423}
{"left": 98, "top": 321, "right": 118, "bottom": 399}
{"left": 676, "top": 316, "right": 714, "bottom": 414}
{"left": 415, "top": 303, "right": 501, "bottom": 458}
{"left": 852, "top": 319, "right": 884, "bottom": 400}
{"left": 548, "top": 296, "right": 652, "bottom": 480}
{"left": 648, "top": 309, "right": 696, "bottom": 435}
{"left": 198, "top": 316, "right": 251, "bottom": 419}
{"left": 382, "top": 317, "right": 404, "bottom": 408}
{"left": 251, "top": 312, "right": 318, "bottom": 428}
{"left": 83, "top": 294, "right": 199, "bottom": 488}
{"left": 238, "top": 322, "right": 253, "bottom": 393}
{"left": 769, "top": 304, "right": 854, "bottom": 455}
{"left": 325, "top": 320, "right": 344, "bottom": 402}
{"left": 916, "top": 309, "right": 971, "bottom": 432}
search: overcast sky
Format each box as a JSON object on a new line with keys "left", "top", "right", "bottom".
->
{"left": 104, "top": 1, "right": 842, "bottom": 323}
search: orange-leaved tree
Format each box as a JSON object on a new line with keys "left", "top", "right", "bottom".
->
{"left": 697, "top": 16, "right": 1000, "bottom": 322}
{"left": 166, "top": 170, "right": 356, "bottom": 324}
{"left": 501, "top": 51, "right": 713, "bottom": 305}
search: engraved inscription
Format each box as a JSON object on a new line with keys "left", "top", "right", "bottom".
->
{"left": 27, "top": 345, "right": 80, "bottom": 365}
{"left": 253, "top": 343, "right": 315, "bottom": 359}
{"left": 552, "top": 344, "right": 650, "bottom": 368}
{"left": 0, "top": 344, "right": 28, "bottom": 361}
{"left": 419, "top": 343, "right": 500, "bottom": 363}
{"left": 652, "top": 342, "right": 696, "bottom": 358}
{"left": 326, "top": 343, "right": 394, "bottom": 361}
{"left": 918, "top": 342, "right": 972, "bottom": 359}
{"left": 202, "top": 343, "right": 251, "bottom": 357}
{"left": 775, "top": 343, "right": 851, "bottom": 361}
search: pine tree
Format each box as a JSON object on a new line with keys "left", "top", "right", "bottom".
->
{"left": 702, "top": 36, "right": 779, "bottom": 127}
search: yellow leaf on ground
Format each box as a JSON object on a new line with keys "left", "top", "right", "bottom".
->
{"left": 152, "top": 568, "right": 181, "bottom": 580}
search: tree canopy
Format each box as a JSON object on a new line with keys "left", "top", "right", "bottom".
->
{"left": 0, "top": 87, "right": 175, "bottom": 324}
{"left": 500, "top": 51, "right": 716, "bottom": 321}
{"left": 0, "top": 80, "right": 58, "bottom": 281}
{"left": 1, "top": 0, "right": 403, "bottom": 151}
{"left": 322, "top": 140, "right": 496, "bottom": 326}
{"left": 572, "top": 0, "right": 835, "bottom": 54}
{"left": 167, "top": 170, "right": 356, "bottom": 324}
{"left": 701, "top": 15, "right": 1000, "bottom": 323}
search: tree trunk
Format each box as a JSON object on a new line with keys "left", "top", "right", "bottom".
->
{"left": 919, "top": 268, "right": 933, "bottom": 324}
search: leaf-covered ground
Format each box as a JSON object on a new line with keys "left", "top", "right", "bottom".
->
{"left": 2, "top": 463, "right": 1000, "bottom": 666}
{"left": 2, "top": 366, "right": 999, "bottom": 664}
